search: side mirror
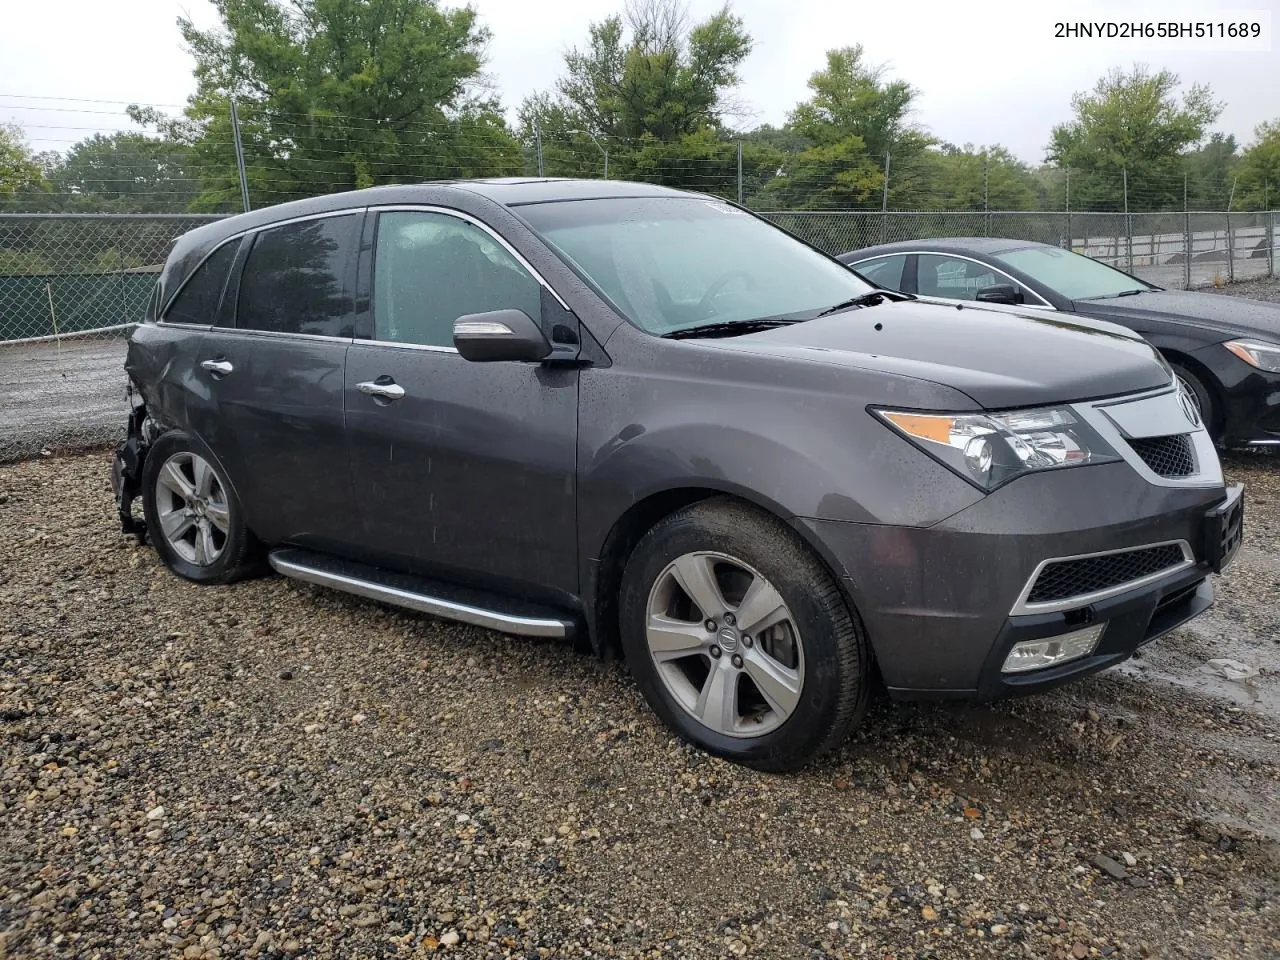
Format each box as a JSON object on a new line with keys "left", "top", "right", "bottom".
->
{"left": 974, "top": 284, "right": 1023, "bottom": 305}
{"left": 453, "top": 309, "right": 552, "bottom": 363}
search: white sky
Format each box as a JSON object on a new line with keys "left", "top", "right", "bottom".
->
{"left": 1, "top": 0, "right": 1276, "bottom": 162}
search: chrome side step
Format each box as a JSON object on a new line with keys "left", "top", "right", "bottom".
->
{"left": 268, "top": 548, "right": 574, "bottom": 638}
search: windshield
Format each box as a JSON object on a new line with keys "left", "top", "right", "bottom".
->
{"left": 518, "top": 197, "right": 873, "bottom": 335}
{"left": 993, "top": 246, "right": 1153, "bottom": 300}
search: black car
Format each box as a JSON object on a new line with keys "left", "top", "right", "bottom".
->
{"left": 111, "top": 180, "right": 1242, "bottom": 771}
{"left": 838, "top": 238, "right": 1280, "bottom": 448}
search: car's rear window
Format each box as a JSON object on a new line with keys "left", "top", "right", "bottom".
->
{"left": 161, "top": 242, "right": 238, "bottom": 326}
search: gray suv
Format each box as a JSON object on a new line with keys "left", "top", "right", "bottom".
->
{"left": 111, "top": 179, "right": 1243, "bottom": 770}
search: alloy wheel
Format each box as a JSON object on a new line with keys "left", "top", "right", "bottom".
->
{"left": 645, "top": 551, "right": 805, "bottom": 738}
{"left": 154, "top": 451, "right": 230, "bottom": 567}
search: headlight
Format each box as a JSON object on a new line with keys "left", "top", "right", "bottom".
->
{"left": 1224, "top": 339, "right": 1280, "bottom": 373}
{"left": 876, "top": 405, "right": 1120, "bottom": 490}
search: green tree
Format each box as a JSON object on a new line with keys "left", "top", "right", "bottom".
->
{"left": 518, "top": 0, "right": 752, "bottom": 192}
{"left": 551, "top": 0, "right": 750, "bottom": 141}
{"left": 0, "top": 124, "right": 46, "bottom": 203}
{"left": 45, "top": 132, "right": 198, "bottom": 213}
{"left": 1183, "top": 133, "right": 1238, "bottom": 209}
{"left": 919, "top": 144, "right": 1038, "bottom": 210}
{"left": 1046, "top": 66, "right": 1222, "bottom": 211}
{"left": 789, "top": 46, "right": 921, "bottom": 159}
{"left": 759, "top": 45, "right": 930, "bottom": 210}
{"left": 169, "top": 0, "right": 521, "bottom": 210}
{"left": 1235, "top": 121, "right": 1280, "bottom": 210}
{"left": 755, "top": 137, "right": 884, "bottom": 211}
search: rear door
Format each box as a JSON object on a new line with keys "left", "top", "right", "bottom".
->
{"left": 188, "top": 211, "right": 362, "bottom": 550}
{"left": 344, "top": 207, "right": 579, "bottom": 600}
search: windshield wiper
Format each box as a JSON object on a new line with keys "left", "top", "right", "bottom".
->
{"left": 1080, "top": 288, "right": 1149, "bottom": 300}
{"left": 662, "top": 318, "right": 799, "bottom": 340}
{"left": 816, "top": 288, "right": 914, "bottom": 317}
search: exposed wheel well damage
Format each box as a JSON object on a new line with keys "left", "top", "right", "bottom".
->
{"left": 110, "top": 387, "right": 158, "bottom": 543}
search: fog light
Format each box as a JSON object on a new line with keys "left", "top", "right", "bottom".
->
{"left": 1001, "top": 623, "right": 1106, "bottom": 674}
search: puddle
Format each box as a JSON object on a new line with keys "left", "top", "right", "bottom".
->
{"left": 1115, "top": 609, "right": 1279, "bottom": 720}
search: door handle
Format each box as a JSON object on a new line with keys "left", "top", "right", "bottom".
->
{"left": 356, "top": 379, "right": 406, "bottom": 402}
{"left": 200, "top": 359, "right": 234, "bottom": 377}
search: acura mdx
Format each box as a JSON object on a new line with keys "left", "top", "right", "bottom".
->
{"left": 112, "top": 179, "right": 1244, "bottom": 770}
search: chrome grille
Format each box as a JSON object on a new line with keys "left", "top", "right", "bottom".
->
{"left": 1027, "top": 543, "right": 1189, "bottom": 605}
{"left": 1127, "top": 434, "right": 1196, "bottom": 478}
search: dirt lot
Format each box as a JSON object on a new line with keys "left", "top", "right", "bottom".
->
{"left": 0, "top": 448, "right": 1277, "bottom": 960}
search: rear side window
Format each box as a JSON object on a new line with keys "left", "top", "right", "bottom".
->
{"left": 851, "top": 254, "right": 907, "bottom": 291}
{"left": 162, "top": 242, "right": 238, "bottom": 325}
{"left": 236, "top": 215, "right": 358, "bottom": 336}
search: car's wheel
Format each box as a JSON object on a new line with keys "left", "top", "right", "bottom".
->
{"left": 141, "top": 431, "right": 259, "bottom": 584}
{"left": 618, "top": 497, "right": 869, "bottom": 772}
{"left": 1171, "top": 364, "right": 1218, "bottom": 439}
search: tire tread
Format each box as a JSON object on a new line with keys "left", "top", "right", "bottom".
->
{"left": 622, "top": 496, "right": 870, "bottom": 772}
{"left": 141, "top": 431, "right": 260, "bottom": 585}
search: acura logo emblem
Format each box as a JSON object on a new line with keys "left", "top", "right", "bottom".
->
{"left": 1179, "top": 387, "right": 1201, "bottom": 427}
{"left": 717, "top": 626, "right": 740, "bottom": 653}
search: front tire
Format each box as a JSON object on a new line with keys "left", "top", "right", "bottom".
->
{"left": 619, "top": 497, "right": 869, "bottom": 772}
{"left": 141, "top": 431, "right": 259, "bottom": 584}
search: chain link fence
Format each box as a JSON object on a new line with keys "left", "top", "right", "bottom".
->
{"left": 1, "top": 209, "right": 1277, "bottom": 464}
{"left": 761, "top": 210, "right": 1279, "bottom": 289}
{"left": 0, "top": 215, "right": 221, "bottom": 462}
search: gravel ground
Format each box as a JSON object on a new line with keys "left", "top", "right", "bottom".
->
{"left": 2, "top": 279, "right": 1279, "bottom": 959}
{"left": 1210, "top": 277, "right": 1280, "bottom": 303}
{"left": 1, "top": 453, "right": 1277, "bottom": 960}
{"left": 0, "top": 337, "right": 130, "bottom": 465}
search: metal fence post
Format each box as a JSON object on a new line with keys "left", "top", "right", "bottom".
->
{"left": 880, "top": 152, "right": 891, "bottom": 243}
{"left": 736, "top": 140, "right": 743, "bottom": 205}
{"left": 1183, "top": 174, "right": 1192, "bottom": 289}
{"left": 534, "top": 120, "right": 544, "bottom": 177}
{"left": 1065, "top": 167, "right": 1072, "bottom": 250}
{"left": 1226, "top": 177, "right": 1237, "bottom": 284}
{"left": 1270, "top": 208, "right": 1276, "bottom": 279}
{"left": 982, "top": 153, "right": 990, "bottom": 237}
{"left": 229, "top": 97, "right": 251, "bottom": 213}
{"left": 1123, "top": 168, "right": 1133, "bottom": 273}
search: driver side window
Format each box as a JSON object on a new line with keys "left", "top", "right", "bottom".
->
{"left": 917, "top": 254, "right": 1023, "bottom": 302}
{"left": 372, "top": 211, "right": 542, "bottom": 348}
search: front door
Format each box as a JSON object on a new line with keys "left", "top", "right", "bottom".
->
{"left": 345, "top": 209, "right": 579, "bottom": 600}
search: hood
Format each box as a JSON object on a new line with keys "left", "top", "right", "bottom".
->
{"left": 704, "top": 300, "right": 1171, "bottom": 410}
{"left": 1078, "top": 290, "right": 1280, "bottom": 341}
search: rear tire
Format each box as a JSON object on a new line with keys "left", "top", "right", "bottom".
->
{"left": 141, "top": 431, "right": 259, "bottom": 584}
{"left": 619, "top": 497, "right": 869, "bottom": 772}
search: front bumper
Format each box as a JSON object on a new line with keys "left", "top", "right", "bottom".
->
{"left": 1193, "top": 343, "right": 1280, "bottom": 447}
{"left": 796, "top": 463, "right": 1243, "bottom": 699}
{"left": 975, "top": 565, "right": 1211, "bottom": 700}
